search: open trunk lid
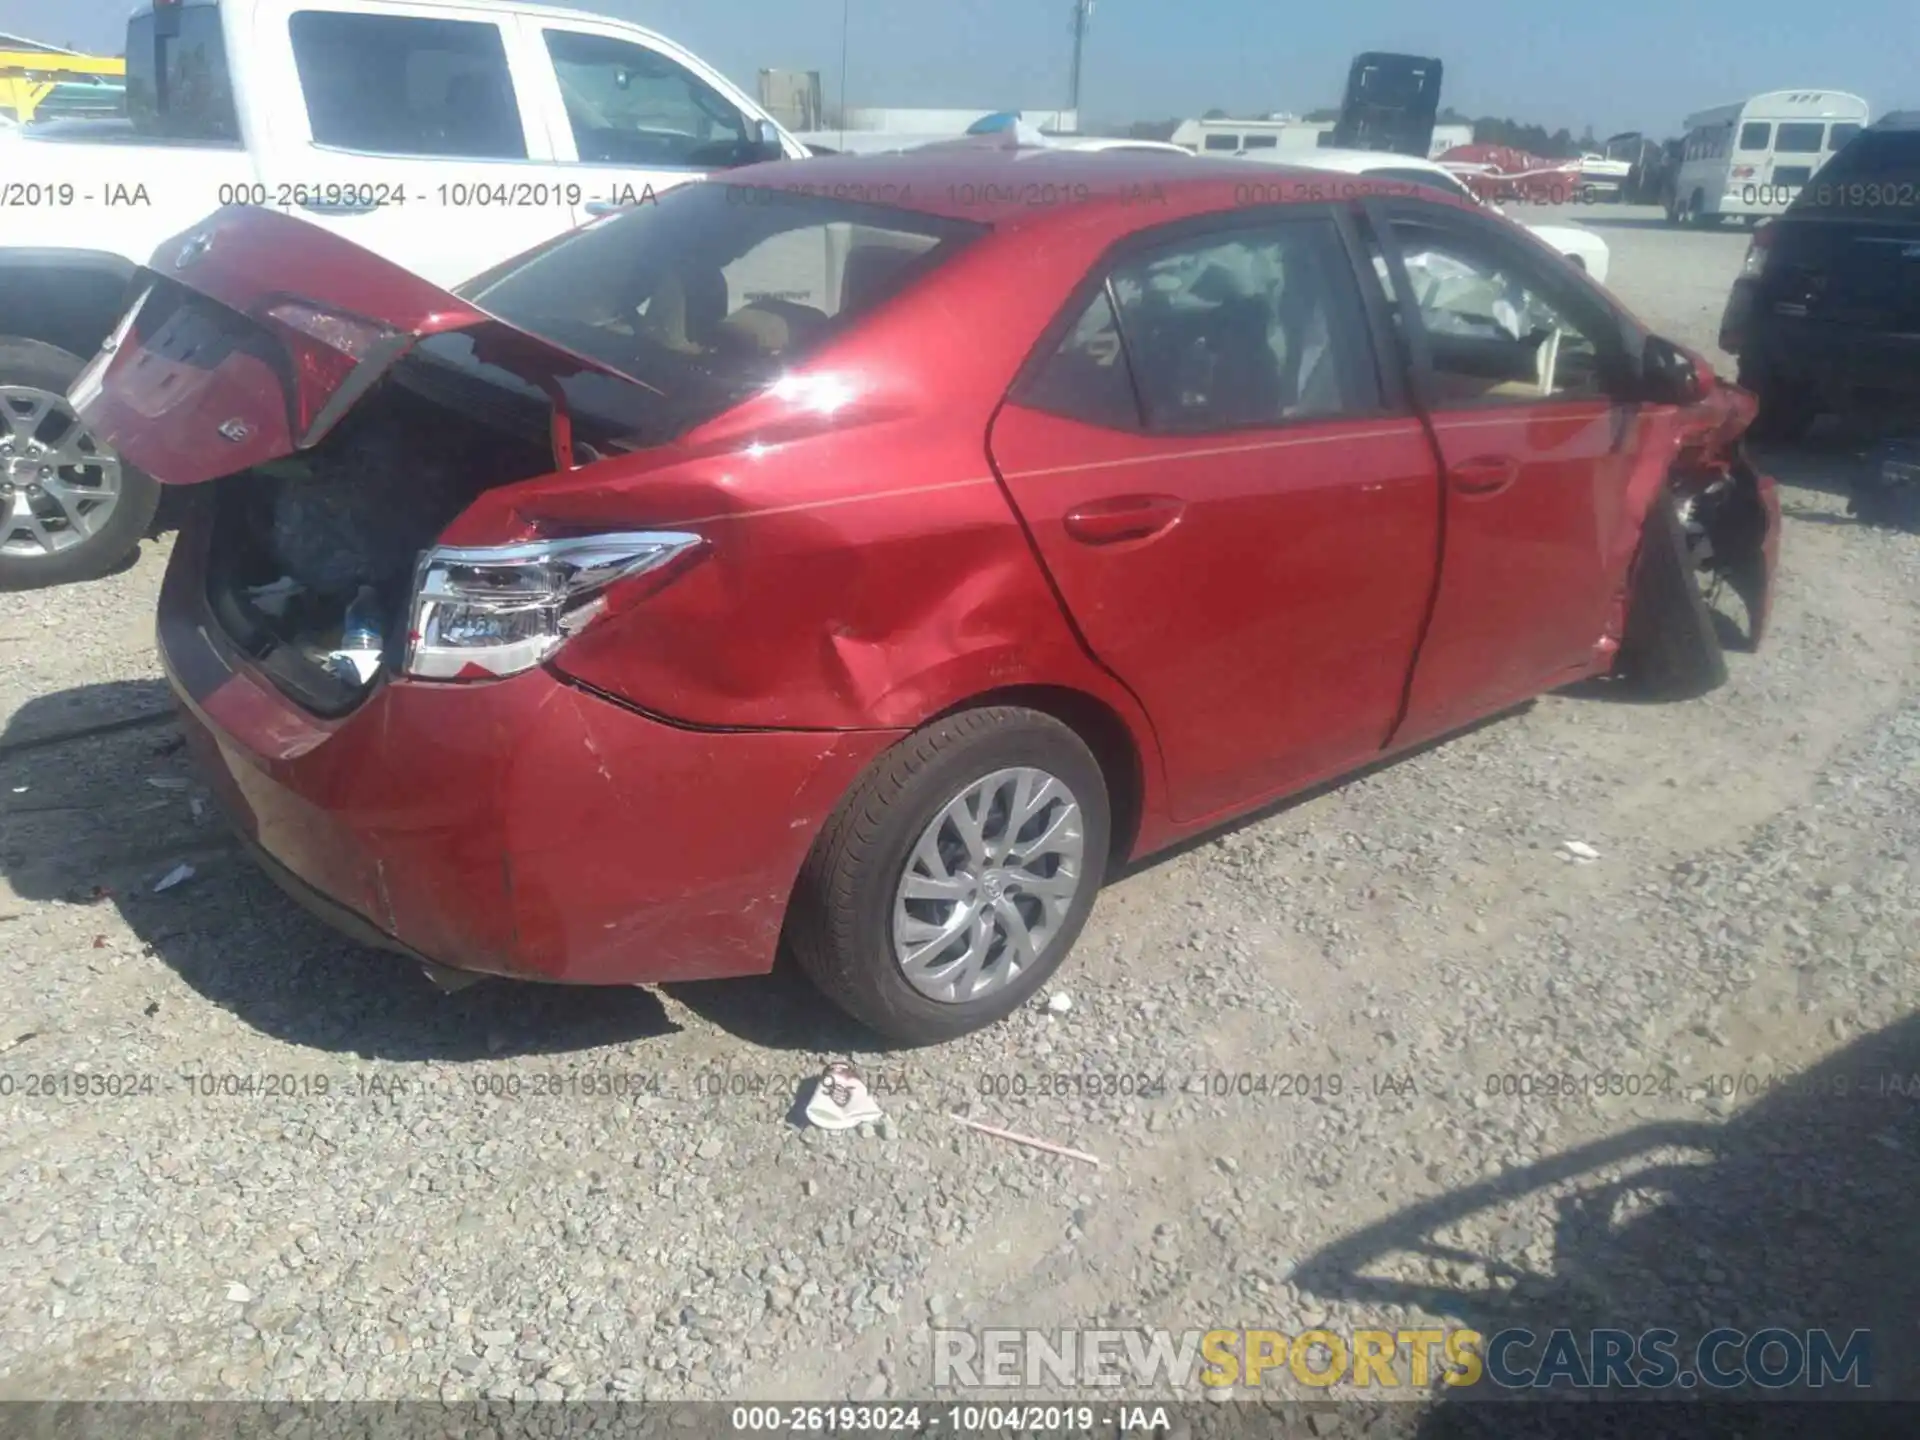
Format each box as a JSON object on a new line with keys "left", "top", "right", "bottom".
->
{"left": 68, "top": 207, "right": 652, "bottom": 486}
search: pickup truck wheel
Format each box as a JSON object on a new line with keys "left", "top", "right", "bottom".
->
{"left": 1614, "top": 486, "right": 1729, "bottom": 700}
{"left": 787, "top": 706, "right": 1110, "bottom": 1045}
{"left": 0, "top": 339, "right": 159, "bottom": 590}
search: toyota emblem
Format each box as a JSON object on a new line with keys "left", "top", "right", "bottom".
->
{"left": 217, "top": 419, "right": 251, "bottom": 443}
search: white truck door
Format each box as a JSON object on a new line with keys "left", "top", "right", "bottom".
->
{"left": 507, "top": 13, "right": 804, "bottom": 233}
{"left": 249, "top": 1, "right": 580, "bottom": 287}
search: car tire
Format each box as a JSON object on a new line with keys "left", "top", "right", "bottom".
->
{"left": 0, "top": 338, "right": 159, "bottom": 590}
{"left": 1615, "top": 486, "right": 1729, "bottom": 700}
{"left": 787, "top": 705, "right": 1111, "bottom": 1046}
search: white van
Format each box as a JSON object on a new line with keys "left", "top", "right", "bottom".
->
{"left": 1669, "top": 90, "right": 1868, "bottom": 226}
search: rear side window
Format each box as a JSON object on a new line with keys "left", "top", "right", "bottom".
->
{"left": 1774, "top": 122, "right": 1825, "bottom": 154}
{"left": 1023, "top": 219, "right": 1380, "bottom": 433}
{"left": 1243, "top": 135, "right": 1278, "bottom": 150}
{"left": 124, "top": 6, "right": 241, "bottom": 146}
{"left": 1738, "top": 122, "right": 1772, "bottom": 151}
{"left": 290, "top": 12, "right": 527, "bottom": 159}
{"left": 1202, "top": 134, "right": 1239, "bottom": 151}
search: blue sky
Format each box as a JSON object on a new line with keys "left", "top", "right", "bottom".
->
{"left": 2, "top": 0, "right": 1906, "bottom": 136}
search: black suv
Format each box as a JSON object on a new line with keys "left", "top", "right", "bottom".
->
{"left": 1720, "top": 112, "right": 1920, "bottom": 440}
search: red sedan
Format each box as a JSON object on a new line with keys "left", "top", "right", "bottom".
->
{"left": 72, "top": 148, "right": 1779, "bottom": 1044}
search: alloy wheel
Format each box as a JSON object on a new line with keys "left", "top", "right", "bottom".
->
{"left": 0, "top": 385, "right": 123, "bottom": 559}
{"left": 891, "top": 766, "right": 1086, "bottom": 1003}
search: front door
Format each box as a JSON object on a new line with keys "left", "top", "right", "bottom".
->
{"left": 1364, "top": 198, "right": 1646, "bottom": 748}
{"left": 986, "top": 210, "right": 1443, "bottom": 823}
{"left": 509, "top": 17, "right": 795, "bottom": 240}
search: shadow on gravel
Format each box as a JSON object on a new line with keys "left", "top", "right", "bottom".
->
{"left": 1, "top": 679, "right": 679, "bottom": 1064}
{"left": 1291, "top": 1013, "right": 1920, "bottom": 1429}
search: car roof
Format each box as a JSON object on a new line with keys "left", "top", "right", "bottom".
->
{"left": 726, "top": 143, "right": 1451, "bottom": 228}
{"left": 1283, "top": 147, "right": 1449, "bottom": 175}
{"left": 1871, "top": 111, "right": 1920, "bottom": 131}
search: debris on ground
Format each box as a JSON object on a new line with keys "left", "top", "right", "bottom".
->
{"left": 145, "top": 777, "right": 190, "bottom": 791}
{"left": 1046, "top": 991, "right": 1074, "bottom": 1015}
{"left": 803, "top": 1062, "right": 884, "bottom": 1130}
{"left": 151, "top": 863, "right": 196, "bottom": 894}
{"left": 949, "top": 1113, "right": 1101, "bottom": 1167}
{"left": 1560, "top": 840, "right": 1601, "bottom": 863}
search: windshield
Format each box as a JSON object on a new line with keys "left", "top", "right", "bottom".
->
{"left": 452, "top": 181, "right": 986, "bottom": 440}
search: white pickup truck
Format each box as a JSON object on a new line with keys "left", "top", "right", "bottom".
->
{"left": 0, "top": 0, "right": 808, "bottom": 587}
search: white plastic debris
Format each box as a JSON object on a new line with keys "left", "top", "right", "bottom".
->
{"left": 804, "top": 1062, "right": 884, "bottom": 1131}
{"left": 323, "top": 649, "right": 383, "bottom": 686}
{"left": 1047, "top": 992, "right": 1074, "bottom": 1015}
{"left": 1561, "top": 840, "right": 1601, "bottom": 863}
{"left": 152, "top": 863, "right": 196, "bottom": 893}
{"left": 225, "top": 1282, "right": 251, "bottom": 1303}
{"left": 245, "top": 576, "right": 305, "bottom": 618}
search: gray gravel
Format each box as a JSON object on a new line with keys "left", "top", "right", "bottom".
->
{"left": 2, "top": 203, "right": 1917, "bottom": 1406}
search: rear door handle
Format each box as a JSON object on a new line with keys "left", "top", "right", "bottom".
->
{"left": 1449, "top": 456, "right": 1520, "bottom": 497}
{"left": 1062, "top": 494, "right": 1186, "bottom": 545}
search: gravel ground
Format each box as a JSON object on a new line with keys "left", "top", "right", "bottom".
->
{"left": 2, "top": 203, "right": 1917, "bottom": 1411}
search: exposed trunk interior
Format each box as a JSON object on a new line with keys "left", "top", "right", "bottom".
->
{"left": 203, "top": 359, "right": 558, "bottom": 716}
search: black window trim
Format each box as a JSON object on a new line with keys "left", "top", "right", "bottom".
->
{"left": 1357, "top": 194, "right": 1644, "bottom": 416}
{"left": 1006, "top": 201, "right": 1412, "bottom": 438}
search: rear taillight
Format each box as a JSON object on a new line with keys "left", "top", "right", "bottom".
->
{"left": 1740, "top": 220, "right": 1777, "bottom": 278}
{"left": 402, "top": 532, "right": 702, "bottom": 681}
{"left": 261, "top": 300, "right": 409, "bottom": 446}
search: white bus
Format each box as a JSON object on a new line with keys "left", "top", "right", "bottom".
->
{"left": 1669, "top": 90, "right": 1868, "bottom": 226}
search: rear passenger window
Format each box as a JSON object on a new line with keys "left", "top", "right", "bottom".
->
{"left": 1109, "top": 222, "right": 1379, "bottom": 432}
{"left": 1738, "top": 122, "right": 1772, "bottom": 151}
{"left": 290, "top": 12, "right": 527, "bottom": 159}
{"left": 1019, "top": 288, "right": 1144, "bottom": 430}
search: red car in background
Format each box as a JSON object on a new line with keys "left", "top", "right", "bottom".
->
{"left": 71, "top": 148, "right": 1778, "bottom": 1043}
{"left": 1438, "top": 143, "right": 1591, "bottom": 205}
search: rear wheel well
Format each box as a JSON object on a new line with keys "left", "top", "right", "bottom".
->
{"left": 930, "top": 685, "right": 1145, "bottom": 866}
{"left": 0, "top": 263, "right": 136, "bottom": 361}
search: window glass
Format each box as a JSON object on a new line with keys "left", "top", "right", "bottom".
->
{"left": 1773, "top": 121, "right": 1825, "bottom": 154}
{"left": 1202, "top": 134, "right": 1239, "bottom": 151}
{"left": 1242, "top": 135, "right": 1278, "bottom": 149}
{"left": 457, "top": 184, "right": 982, "bottom": 433}
{"left": 1018, "top": 288, "right": 1143, "bottom": 430}
{"left": 1828, "top": 122, "right": 1862, "bottom": 151}
{"left": 290, "top": 12, "right": 526, "bottom": 158}
{"left": 1738, "top": 121, "right": 1772, "bottom": 152}
{"left": 1388, "top": 218, "right": 1618, "bottom": 405}
{"left": 1109, "top": 221, "right": 1377, "bottom": 431}
{"left": 124, "top": 7, "right": 241, "bottom": 145}
{"left": 544, "top": 29, "right": 759, "bottom": 168}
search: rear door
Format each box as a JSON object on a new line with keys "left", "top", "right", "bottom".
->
{"left": 254, "top": 2, "right": 574, "bottom": 286}
{"left": 508, "top": 13, "right": 794, "bottom": 235}
{"left": 1363, "top": 197, "right": 1646, "bottom": 747}
{"left": 985, "top": 209, "right": 1442, "bottom": 823}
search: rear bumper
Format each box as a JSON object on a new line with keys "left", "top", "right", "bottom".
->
{"left": 1725, "top": 282, "right": 1920, "bottom": 399}
{"left": 158, "top": 503, "right": 903, "bottom": 985}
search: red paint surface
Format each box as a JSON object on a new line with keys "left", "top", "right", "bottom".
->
{"left": 108, "top": 161, "right": 1775, "bottom": 988}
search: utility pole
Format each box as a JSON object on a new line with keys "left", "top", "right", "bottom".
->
{"left": 1068, "top": 0, "right": 1092, "bottom": 124}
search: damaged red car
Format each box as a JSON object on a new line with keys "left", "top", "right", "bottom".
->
{"left": 71, "top": 149, "right": 1779, "bottom": 1044}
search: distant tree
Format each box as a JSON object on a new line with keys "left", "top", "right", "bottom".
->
{"left": 1202, "top": 107, "right": 1227, "bottom": 120}
{"left": 1305, "top": 107, "right": 1340, "bottom": 122}
{"left": 1128, "top": 118, "right": 1182, "bottom": 142}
